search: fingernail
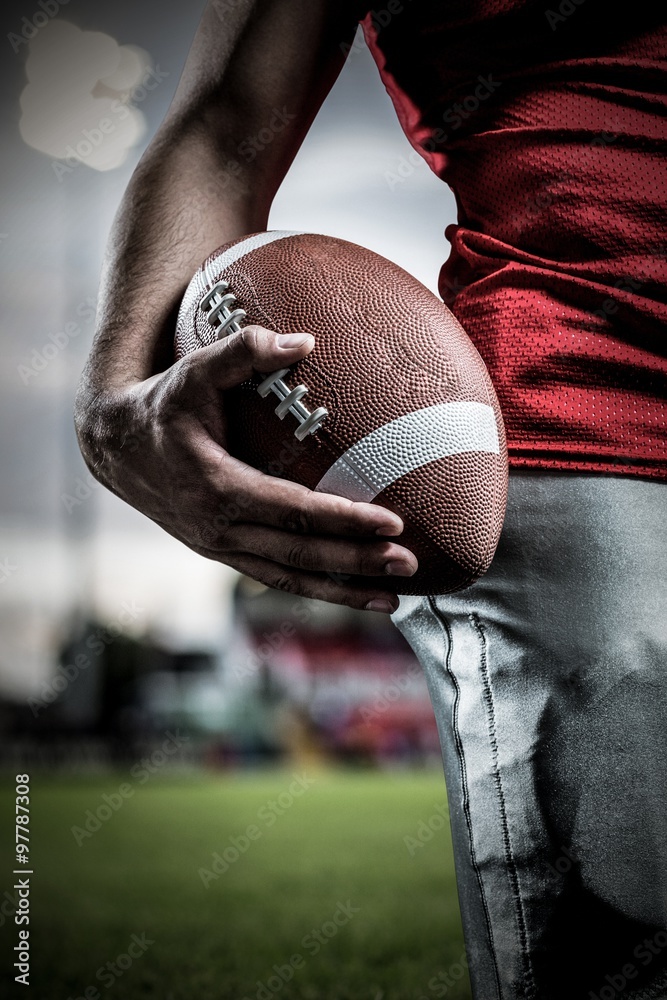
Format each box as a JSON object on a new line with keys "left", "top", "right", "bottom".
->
{"left": 277, "top": 333, "right": 313, "bottom": 349}
{"left": 384, "top": 560, "right": 415, "bottom": 577}
{"left": 365, "top": 599, "right": 397, "bottom": 614}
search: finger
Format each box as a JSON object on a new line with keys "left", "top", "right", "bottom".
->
{"left": 213, "top": 551, "right": 401, "bottom": 613}
{"left": 180, "top": 325, "right": 314, "bottom": 393}
{"left": 215, "top": 455, "right": 406, "bottom": 538}
{"left": 221, "top": 523, "right": 418, "bottom": 577}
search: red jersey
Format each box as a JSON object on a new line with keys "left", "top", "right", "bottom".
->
{"left": 362, "top": 2, "right": 667, "bottom": 480}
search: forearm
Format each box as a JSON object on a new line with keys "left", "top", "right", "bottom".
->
{"left": 80, "top": 126, "right": 263, "bottom": 398}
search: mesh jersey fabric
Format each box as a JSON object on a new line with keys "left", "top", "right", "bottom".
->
{"left": 361, "top": 1, "right": 667, "bottom": 480}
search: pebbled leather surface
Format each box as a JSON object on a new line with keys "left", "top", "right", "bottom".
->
{"left": 315, "top": 401, "right": 500, "bottom": 502}
{"left": 175, "top": 231, "right": 508, "bottom": 594}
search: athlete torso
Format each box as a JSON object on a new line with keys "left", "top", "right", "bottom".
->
{"left": 363, "top": 0, "right": 667, "bottom": 479}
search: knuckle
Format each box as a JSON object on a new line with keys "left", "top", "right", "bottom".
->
{"left": 189, "top": 520, "right": 220, "bottom": 552}
{"left": 238, "top": 324, "right": 263, "bottom": 356}
{"left": 281, "top": 502, "right": 314, "bottom": 536}
{"left": 285, "top": 539, "right": 309, "bottom": 570}
{"left": 272, "top": 571, "right": 302, "bottom": 596}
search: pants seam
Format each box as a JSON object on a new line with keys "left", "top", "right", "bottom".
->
{"left": 469, "top": 611, "right": 537, "bottom": 1000}
{"left": 428, "top": 595, "right": 503, "bottom": 1000}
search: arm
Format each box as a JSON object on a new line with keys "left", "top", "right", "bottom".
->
{"left": 75, "top": 0, "right": 417, "bottom": 612}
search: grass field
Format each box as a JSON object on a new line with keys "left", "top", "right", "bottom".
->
{"left": 2, "top": 768, "right": 470, "bottom": 1000}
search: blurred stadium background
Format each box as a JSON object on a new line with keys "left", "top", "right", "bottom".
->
{"left": 0, "top": 1, "right": 469, "bottom": 996}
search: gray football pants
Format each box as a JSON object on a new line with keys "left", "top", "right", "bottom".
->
{"left": 393, "top": 471, "right": 667, "bottom": 1000}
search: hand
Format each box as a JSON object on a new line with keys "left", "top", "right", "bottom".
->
{"left": 75, "top": 326, "right": 418, "bottom": 612}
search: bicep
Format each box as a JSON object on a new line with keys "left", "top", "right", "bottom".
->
{"left": 163, "top": 0, "right": 366, "bottom": 205}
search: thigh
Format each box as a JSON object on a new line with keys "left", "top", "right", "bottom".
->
{"left": 393, "top": 471, "right": 667, "bottom": 1000}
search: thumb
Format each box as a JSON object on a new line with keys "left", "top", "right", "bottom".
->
{"left": 183, "top": 325, "right": 314, "bottom": 391}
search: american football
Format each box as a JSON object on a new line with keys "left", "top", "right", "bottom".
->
{"left": 174, "top": 231, "right": 508, "bottom": 595}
